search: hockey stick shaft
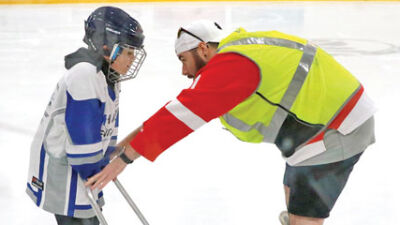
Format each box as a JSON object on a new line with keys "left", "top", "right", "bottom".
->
{"left": 114, "top": 178, "right": 150, "bottom": 225}
{"left": 86, "top": 187, "right": 109, "bottom": 225}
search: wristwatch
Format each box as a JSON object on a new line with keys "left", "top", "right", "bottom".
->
{"left": 119, "top": 146, "right": 134, "bottom": 164}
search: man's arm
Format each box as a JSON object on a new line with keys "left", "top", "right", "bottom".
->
{"left": 86, "top": 53, "right": 260, "bottom": 189}
{"left": 85, "top": 125, "right": 142, "bottom": 190}
{"left": 130, "top": 53, "right": 261, "bottom": 161}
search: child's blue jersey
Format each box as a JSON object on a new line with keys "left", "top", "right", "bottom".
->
{"left": 26, "top": 58, "right": 120, "bottom": 218}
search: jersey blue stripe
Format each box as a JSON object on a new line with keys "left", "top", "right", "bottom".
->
{"left": 75, "top": 204, "right": 92, "bottom": 210}
{"left": 68, "top": 170, "right": 78, "bottom": 217}
{"left": 108, "top": 86, "right": 116, "bottom": 101}
{"left": 36, "top": 145, "right": 46, "bottom": 206}
{"left": 71, "top": 158, "right": 108, "bottom": 180}
{"left": 65, "top": 91, "right": 105, "bottom": 145}
{"left": 115, "top": 111, "right": 119, "bottom": 127}
{"left": 66, "top": 149, "right": 103, "bottom": 158}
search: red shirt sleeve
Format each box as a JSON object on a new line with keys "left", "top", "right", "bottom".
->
{"left": 130, "top": 53, "right": 260, "bottom": 161}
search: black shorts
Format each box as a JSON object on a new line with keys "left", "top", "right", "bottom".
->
{"left": 55, "top": 214, "right": 99, "bottom": 225}
{"left": 283, "top": 152, "right": 363, "bottom": 218}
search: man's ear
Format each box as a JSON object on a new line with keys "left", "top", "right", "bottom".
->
{"left": 197, "top": 42, "right": 209, "bottom": 58}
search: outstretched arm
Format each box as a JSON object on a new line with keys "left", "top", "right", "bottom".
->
{"left": 85, "top": 126, "right": 142, "bottom": 190}
{"left": 86, "top": 53, "right": 260, "bottom": 189}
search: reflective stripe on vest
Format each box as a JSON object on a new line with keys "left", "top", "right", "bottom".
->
{"left": 219, "top": 37, "right": 317, "bottom": 143}
{"left": 218, "top": 37, "right": 305, "bottom": 52}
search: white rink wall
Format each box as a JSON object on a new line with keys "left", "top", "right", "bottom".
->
{"left": 0, "top": 2, "right": 399, "bottom": 225}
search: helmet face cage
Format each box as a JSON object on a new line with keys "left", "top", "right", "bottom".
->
{"left": 107, "top": 43, "right": 147, "bottom": 83}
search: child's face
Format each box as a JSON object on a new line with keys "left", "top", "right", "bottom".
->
{"left": 110, "top": 47, "right": 135, "bottom": 75}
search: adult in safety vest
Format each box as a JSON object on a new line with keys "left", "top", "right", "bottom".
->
{"left": 86, "top": 20, "right": 376, "bottom": 225}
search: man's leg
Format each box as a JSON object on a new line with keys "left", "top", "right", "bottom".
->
{"left": 288, "top": 213, "right": 324, "bottom": 225}
{"left": 55, "top": 214, "right": 99, "bottom": 225}
{"left": 284, "top": 185, "right": 324, "bottom": 225}
{"left": 281, "top": 152, "right": 363, "bottom": 225}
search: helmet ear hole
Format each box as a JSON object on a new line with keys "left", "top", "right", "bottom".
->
{"left": 102, "top": 45, "right": 111, "bottom": 58}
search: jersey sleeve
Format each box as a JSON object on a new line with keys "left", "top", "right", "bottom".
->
{"left": 130, "top": 53, "right": 260, "bottom": 161}
{"left": 64, "top": 64, "right": 108, "bottom": 180}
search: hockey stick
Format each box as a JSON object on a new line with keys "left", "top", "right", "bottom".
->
{"left": 85, "top": 178, "right": 150, "bottom": 225}
{"left": 114, "top": 178, "right": 150, "bottom": 225}
{"left": 86, "top": 187, "right": 109, "bottom": 225}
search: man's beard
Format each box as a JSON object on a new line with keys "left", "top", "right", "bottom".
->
{"left": 190, "top": 50, "right": 207, "bottom": 79}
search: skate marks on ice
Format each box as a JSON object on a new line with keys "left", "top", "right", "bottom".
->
{"left": 312, "top": 39, "right": 400, "bottom": 56}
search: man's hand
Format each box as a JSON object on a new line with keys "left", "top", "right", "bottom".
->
{"left": 85, "top": 143, "right": 141, "bottom": 190}
{"left": 85, "top": 157, "right": 127, "bottom": 190}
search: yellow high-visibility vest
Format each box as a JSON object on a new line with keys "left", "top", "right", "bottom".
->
{"left": 218, "top": 28, "right": 360, "bottom": 157}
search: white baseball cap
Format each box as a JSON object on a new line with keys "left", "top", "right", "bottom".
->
{"left": 175, "top": 20, "right": 226, "bottom": 55}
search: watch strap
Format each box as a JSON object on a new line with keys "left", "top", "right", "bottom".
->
{"left": 119, "top": 147, "right": 134, "bottom": 164}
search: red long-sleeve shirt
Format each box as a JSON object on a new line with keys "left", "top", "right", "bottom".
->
{"left": 130, "top": 53, "right": 260, "bottom": 161}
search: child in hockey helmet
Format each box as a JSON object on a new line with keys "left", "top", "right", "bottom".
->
{"left": 84, "top": 6, "right": 146, "bottom": 83}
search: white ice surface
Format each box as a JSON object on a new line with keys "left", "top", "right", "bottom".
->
{"left": 0, "top": 2, "right": 399, "bottom": 225}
